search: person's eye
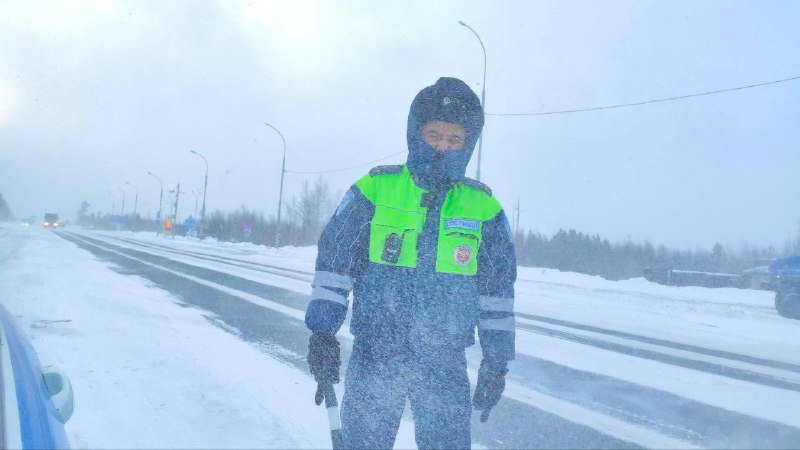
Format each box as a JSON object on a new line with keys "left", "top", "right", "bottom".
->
{"left": 448, "top": 136, "right": 463, "bottom": 145}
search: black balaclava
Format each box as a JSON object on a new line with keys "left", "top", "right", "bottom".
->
{"left": 406, "top": 77, "right": 485, "bottom": 189}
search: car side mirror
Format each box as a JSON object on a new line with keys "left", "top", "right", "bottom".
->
{"left": 42, "top": 366, "right": 74, "bottom": 423}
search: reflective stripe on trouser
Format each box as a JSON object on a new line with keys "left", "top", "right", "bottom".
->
{"left": 341, "top": 343, "right": 471, "bottom": 449}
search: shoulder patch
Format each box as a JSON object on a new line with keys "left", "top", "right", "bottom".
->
{"left": 334, "top": 189, "right": 354, "bottom": 216}
{"left": 462, "top": 177, "right": 492, "bottom": 195}
{"left": 369, "top": 164, "right": 403, "bottom": 176}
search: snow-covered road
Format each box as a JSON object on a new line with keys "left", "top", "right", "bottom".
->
{"left": 2, "top": 224, "right": 799, "bottom": 448}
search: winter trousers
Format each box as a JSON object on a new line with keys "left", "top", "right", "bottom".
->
{"left": 340, "top": 343, "right": 472, "bottom": 449}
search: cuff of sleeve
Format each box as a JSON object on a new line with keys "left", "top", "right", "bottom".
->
{"left": 305, "top": 299, "right": 348, "bottom": 335}
{"left": 479, "top": 329, "right": 515, "bottom": 362}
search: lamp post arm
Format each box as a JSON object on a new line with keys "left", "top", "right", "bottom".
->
{"left": 458, "top": 21, "right": 487, "bottom": 94}
{"left": 458, "top": 20, "right": 487, "bottom": 181}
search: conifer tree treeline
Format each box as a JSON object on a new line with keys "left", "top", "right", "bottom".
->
{"left": 513, "top": 228, "right": 791, "bottom": 280}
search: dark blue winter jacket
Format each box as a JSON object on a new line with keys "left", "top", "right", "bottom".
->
{"left": 305, "top": 78, "right": 516, "bottom": 363}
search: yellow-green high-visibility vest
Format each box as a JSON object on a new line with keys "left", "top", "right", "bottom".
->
{"left": 355, "top": 164, "right": 502, "bottom": 276}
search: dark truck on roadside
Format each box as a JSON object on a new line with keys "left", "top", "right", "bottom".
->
{"left": 769, "top": 255, "right": 800, "bottom": 319}
{"left": 43, "top": 213, "right": 60, "bottom": 228}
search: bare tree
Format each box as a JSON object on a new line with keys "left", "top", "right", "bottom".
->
{"left": 286, "top": 177, "right": 336, "bottom": 245}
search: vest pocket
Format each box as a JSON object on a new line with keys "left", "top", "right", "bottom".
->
{"left": 370, "top": 206, "right": 424, "bottom": 267}
{"left": 372, "top": 225, "right": 418, "bottom": 266}
{"left": 436, "top": 231, "right": 480, "bottom": 275}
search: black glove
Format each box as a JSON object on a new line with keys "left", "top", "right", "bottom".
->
{"left": 472, "top": 359, "right": 509, "bottom": 423}
{"left": 307, "top": 333, "right": 340, "bottom": 405}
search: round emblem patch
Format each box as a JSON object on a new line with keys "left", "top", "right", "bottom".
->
{"left": 454, "top": 244, "right": 473, "bottom": 266}
{"left": 442, "top": 97, "right": 451, "bottom": 105}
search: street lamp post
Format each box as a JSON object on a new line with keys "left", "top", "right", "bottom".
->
{"left": 190, "top": 150, "right": 208, "bottom": 237}
{"left": 147, "top": 171, "right": 164, "bottom": 234}
{"left": 125, "top": 181, "right": 139, "bottom": 216}
{"left": 458, "top": 20, "right": 487, "bottom": 182}
{"left": 169, "top": 183, "right": 182, "bottom": 239}
{"left": 174, "top": 183, "right": 181, "bottom": 223}
{"left": 264, "top": 122, "right": 286, "bottom": 248}
{"left": 191, "top": 190, "right": 200, "bottom": 219}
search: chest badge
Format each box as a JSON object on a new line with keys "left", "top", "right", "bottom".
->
{"left": 454, "top": 244, "right": 473, "bottom": 266}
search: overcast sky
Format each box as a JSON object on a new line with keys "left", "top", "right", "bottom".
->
{"left": 1, "top": 0, "right": 798, "bottom": 250}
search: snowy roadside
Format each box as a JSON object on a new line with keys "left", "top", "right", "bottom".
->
{"left": 0, "top": 225, "right": 419, "bottom": 448}
{"left": 82, "top": 228, "right": 800, "bottom": 432}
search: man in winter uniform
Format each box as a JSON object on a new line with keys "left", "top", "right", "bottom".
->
{"left": 305, "top": 77, "right": 516, "bottom": 449}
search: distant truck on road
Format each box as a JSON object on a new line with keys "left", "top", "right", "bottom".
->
{"left": 43, "top": 213, "right": 60, "bottom": 228}
{"left": 769, "top": 255, "right": 800, "bottom": 319}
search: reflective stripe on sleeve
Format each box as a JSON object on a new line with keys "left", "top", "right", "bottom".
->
{"left": 479, "top": 295, "right": 514, "bottom": 313}
{"left": 479, "top": 316, "right": 516, "bottom": 332}
{"left": 312, "top": 286, "right": 349, "bottom": 307}
{"left": 313, "top": 271, "right": 354, "bottom": 291}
